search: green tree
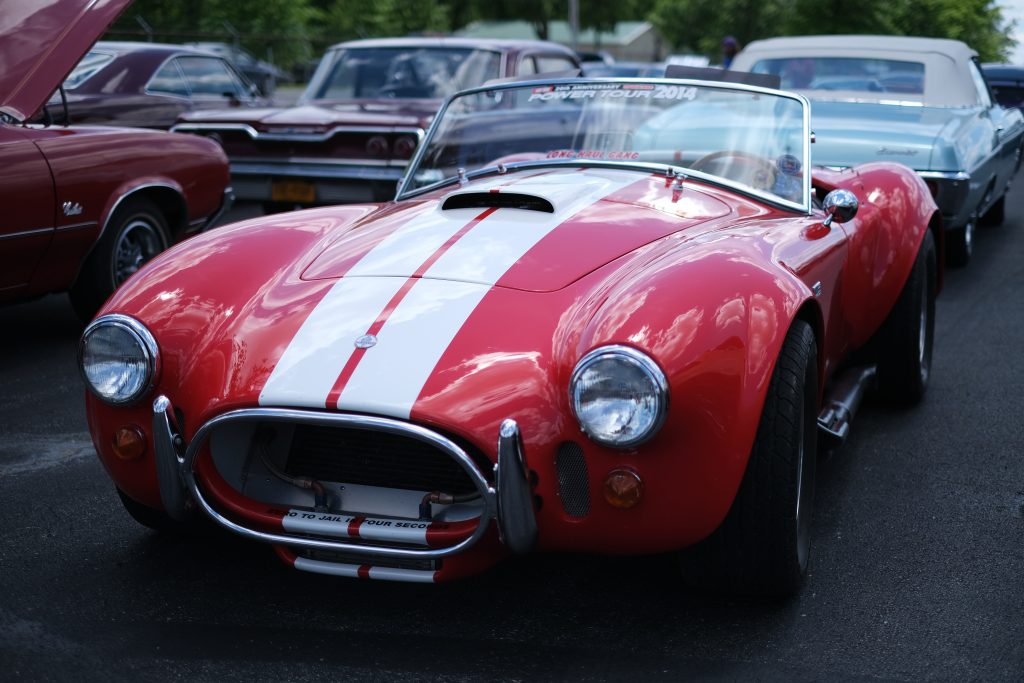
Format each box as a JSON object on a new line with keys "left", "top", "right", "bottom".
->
{"left": 649, "top": 0, "right": 786, "bottom": 58}
{"left": 888, "top": 0, "right": 1015, "bottom": 61}
{"left": 650, "top": 0, "right": 1015, "bottom": 62}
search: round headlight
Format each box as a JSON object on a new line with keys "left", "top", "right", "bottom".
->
{"left": 79, "top": 314, "right": 159, "bottom": 406}
{"left": 569, "top": 346, "right": 668, "bottom": 448}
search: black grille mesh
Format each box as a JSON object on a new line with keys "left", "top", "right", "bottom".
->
{"left": 556, "top": 441, "right": 590, "bottom": 517}
{"left": 285, "top": 424, "right": 476, "bottom": 495}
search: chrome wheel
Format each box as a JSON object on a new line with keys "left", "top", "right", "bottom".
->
{"left": 112, "top": 217, "right": 165, "bottom": 286}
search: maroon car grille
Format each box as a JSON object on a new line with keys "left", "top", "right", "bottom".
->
{"left": 285, "top": 424, "right": 478, "bottom": 495}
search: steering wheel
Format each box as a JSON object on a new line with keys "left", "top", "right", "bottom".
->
{"left": 691, "top": 151, "right": 778, "bottom": 192}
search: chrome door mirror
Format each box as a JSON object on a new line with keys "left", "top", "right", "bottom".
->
{"left": 822, "top": 188, "right": 859, "bottom": 227}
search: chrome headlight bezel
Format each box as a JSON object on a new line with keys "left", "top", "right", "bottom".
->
{"left": 569, "top": 345, "right": 669, "bottom": 449}
{"left": 78, "top": 314, "right": 160, "bottom": 406}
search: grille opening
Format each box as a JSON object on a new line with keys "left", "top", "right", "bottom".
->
{"left": 285, "top": 424, "right": 479, "bottom": 496}
{"left": 442, "top": 192, "right": 554, "bottom": 213}
{"left": 556, "top": 441, "right": 590, "bottom": 518}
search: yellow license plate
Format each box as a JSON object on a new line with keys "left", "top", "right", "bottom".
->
{"left": 271, "top": 179, "right": 316, "bottom": 203}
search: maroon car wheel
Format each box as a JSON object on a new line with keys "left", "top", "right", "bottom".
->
{"left": 69, "top": 197, "right": 169, "bottom": 322}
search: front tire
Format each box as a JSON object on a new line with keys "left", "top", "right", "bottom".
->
{"left": 69, "top": 197, "right": 169, "bottom": 322}
{"left": 680, "top": 320, "right": 818, "bottom": 596}
{"left": 876, "top": 229, "right": 936, "bottom": 405}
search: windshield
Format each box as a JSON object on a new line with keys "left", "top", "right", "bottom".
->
{"left": 305, "top": 47, "right": 502, "bottom": 101}
{"left": 403, "top": 79, "right": 810, "bottom": 210}
{"left": 65, "top": 49, "right": 115, "bottom": 89}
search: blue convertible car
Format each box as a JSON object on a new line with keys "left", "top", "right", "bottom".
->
{"left": 733, "top": 35, "right": 1024, "bottom": 265}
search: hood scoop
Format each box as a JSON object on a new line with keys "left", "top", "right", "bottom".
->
{"left": 441, "top": 192, "right": 554, "bottom": 213}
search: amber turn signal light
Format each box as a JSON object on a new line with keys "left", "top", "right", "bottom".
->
{"left": 112, "top": 426, "right": 146, "bottom": 460}
{"left": 603, "top": 468, "right": 643, "bottom": 509}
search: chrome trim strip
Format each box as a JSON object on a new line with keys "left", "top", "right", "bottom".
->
{"left": 97, "top": 182, "right": 183, "bottom": 244}
{"left": 78, "top": 314, "right": 161, "bottom": 406}
{"left": 55, "top": 221, "right": 97, "bottom": 233}
{"left": 198, "top": 187, "right": 234, "bottom": 231}
{"left": 293, "top": 557, "right": 436, "bottom": 582}
{"left": 178, "top": 408, "right": 498, "bottom": 560}
{"left": 172, "top": 122, "right": 426, "bottom": 143}
{"left": 233, "top": 156, "right": 405, "bottom": 168}
{"left": 0, "top": 226, "right": 53, "bottom": 241}
{"left": 230, "top": 162, "right": 405, "bottom": 182}
{"left": 918, "top": 170, "right": 971, "bottom": 181}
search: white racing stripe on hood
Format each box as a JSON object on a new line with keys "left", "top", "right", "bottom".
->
{"left": 261, "top": 168, "right": 643, "bottom": 413}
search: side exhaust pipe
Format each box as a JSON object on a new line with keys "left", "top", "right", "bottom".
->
{"left": 817, "top": 366, "right": 876, "bottom": 450}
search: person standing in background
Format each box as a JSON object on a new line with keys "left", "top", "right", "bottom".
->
{"left": 721, "top": 36, "right": 740, "bottom": 69}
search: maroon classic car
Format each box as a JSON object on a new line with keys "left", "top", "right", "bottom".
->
{"left": 1, "top": 0, "right": 232, "bottom": 321}
{"left": 48, "top": 41, "right": 265, "bottom": 129}
{"left": 172, "top": 37, "right": 580, "bottom": 210}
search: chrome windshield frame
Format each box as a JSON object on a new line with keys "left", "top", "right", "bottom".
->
{"left": 397, "top": 76, "right": 813, "bottom": 214}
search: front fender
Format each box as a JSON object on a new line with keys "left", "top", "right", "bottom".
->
{"left": 552, "top": 234, "right": 815, "bottom": 549}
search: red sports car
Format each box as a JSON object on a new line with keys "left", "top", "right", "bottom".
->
{"left": 1, "top": 0, "right": 232, "bottom": 321}
{"left": 81, "top": 73, "right": 940, "bottom": 595}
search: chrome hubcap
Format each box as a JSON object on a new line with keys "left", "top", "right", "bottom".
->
{"left": 113, "top": 219, "right": 163, "bottom": 286}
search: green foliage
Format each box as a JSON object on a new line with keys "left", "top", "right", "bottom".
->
{"left": 649, "top": 0, "right": 1016, "bottom": 62}
{"left": 112, "top": 0, "right": 1018, "bottom": 69}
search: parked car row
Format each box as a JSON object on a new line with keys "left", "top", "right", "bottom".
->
{"left": 732, "top": 35, "right": 1024, "bottom": 265}
{"left": 8, "top": 0, "right": 1022, "bottom": 597}
{"left": 1, "top": 1, "right": 232, "bottom": 322}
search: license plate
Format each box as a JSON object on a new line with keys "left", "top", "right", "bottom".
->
{"left": 271, "top": 179, "right": 316, "bottom": 203}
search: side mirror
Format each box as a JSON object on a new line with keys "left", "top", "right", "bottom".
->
{"left": 822, "top": 188, "right": 858, "bottom": 227}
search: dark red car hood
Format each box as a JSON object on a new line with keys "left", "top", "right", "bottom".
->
{"left": 177, "top": 100, "right": 439, "bottom": 130}
{"left": 0, "top": 0, "right": 129, "bottom": 121}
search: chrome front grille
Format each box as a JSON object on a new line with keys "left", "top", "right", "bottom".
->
{"left": 285, "top": 423, "right": 478, "bottom": 495}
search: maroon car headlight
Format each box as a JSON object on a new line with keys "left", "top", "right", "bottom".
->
{"left": 569, "top": 346, "right": 669, "bottom": 449}
{"left": 79, "top": 314, "right": 159, "bottom": 406}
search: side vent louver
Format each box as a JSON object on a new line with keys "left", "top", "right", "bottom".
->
{"left": 442, "top": 192, "right": 554, "bottom": 213}
{"left": 556, "top": 442, "right": 590, "bottom": 518}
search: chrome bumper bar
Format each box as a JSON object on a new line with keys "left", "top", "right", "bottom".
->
{"left": 230, "top": 160, "right": 407, "bottom": 183}
{"left": 151, "top": 397, "right": 537, "bottom": 560}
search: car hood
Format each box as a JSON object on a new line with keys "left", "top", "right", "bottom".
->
{"left": 808, "top": 100, "right": 974, "bottom": 171}
{"left": 178, "top": 101, "right": 438, "bottom": 130}
{"left": 301, "top": 168, "right": 732, "bottom": 292}
{"left": 0, "top": 0, "right": 129, "bottom": 121}
{"left": 104, "top": 168, "right": 743, "bottom": 419}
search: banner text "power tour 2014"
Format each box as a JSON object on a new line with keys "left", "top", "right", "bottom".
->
{"left": 527, "top": 83, "right": 699, "bottom": 102}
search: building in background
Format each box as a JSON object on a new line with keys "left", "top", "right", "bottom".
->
{"left": 455, "top": 20, "right": 667, "bottom": 63}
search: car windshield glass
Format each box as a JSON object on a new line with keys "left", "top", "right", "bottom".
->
{"left": 308, "top": 47, "right": 501, "bottom": 100}
{"left": 404, "top": 79, "right": 809, "bottom": 209}
{"left": 751, "top": 57, "right": 925, "bottom": 95}
{"left": 65, "top": 50, "right": 115, "bottom": 89}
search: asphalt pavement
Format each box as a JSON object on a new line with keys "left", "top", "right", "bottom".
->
{"left": 1, "top": 190, "right": 1022, "bottom": 681}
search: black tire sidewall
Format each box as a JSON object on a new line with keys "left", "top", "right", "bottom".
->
{"left": 680, "top": 319, "right": 818, "bottom": 596}
{"left": 69, "top": 197, "right": 169, "bottom": 322}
